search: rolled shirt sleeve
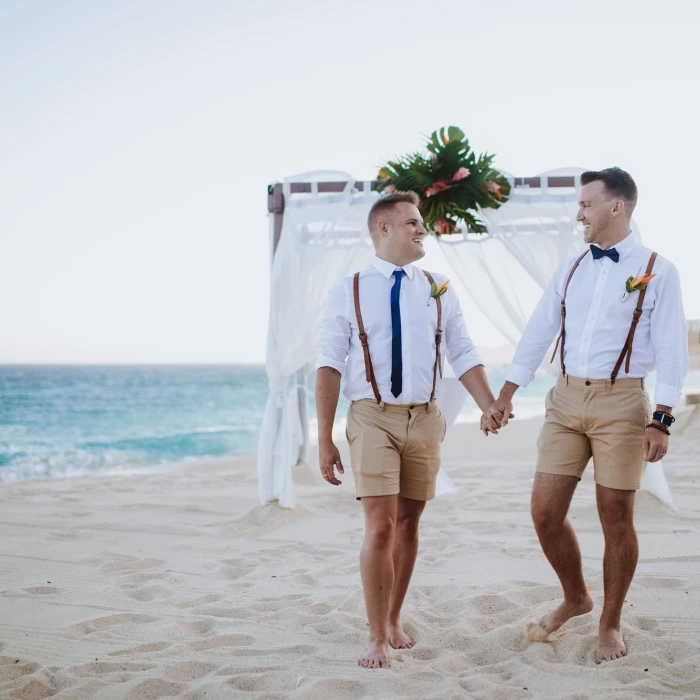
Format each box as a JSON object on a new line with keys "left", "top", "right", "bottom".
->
{"left": 444, "top": 288, "right": 483, "bottom": 379}
{"left": 504, "top": 265, "right": 565, "bottom": 387}
{"left": 649, "top": 262, "right": 688, "bottom": 408}
{"left": 315, "top": 278, "right": 351, "bottom": 375}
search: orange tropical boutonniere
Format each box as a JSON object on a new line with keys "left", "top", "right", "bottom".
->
{"left": 622, "top": 273, "right": 656, "bottom": 302}
{"left": 428, "top": 279, "right": 450, "bottom": 306}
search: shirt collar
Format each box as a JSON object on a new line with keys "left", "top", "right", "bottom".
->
{"left": 591, "top": 231, "right": 638, "bottom": 262}
{"left": 371, "top": 254, "right": 415, "bottom": 279}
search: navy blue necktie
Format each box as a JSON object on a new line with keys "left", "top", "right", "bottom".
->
{"left": 590, "top": 245, "right": 619, "bottom": 263}
{"left": 390, "top": 269, "right": 405, "bottom": 398}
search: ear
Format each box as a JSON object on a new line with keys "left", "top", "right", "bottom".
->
{"left": 378, "top": 219, "right": 389, "bottom": 237}
{"left": 611, "top": 199, "right": 625, "bottom": 217}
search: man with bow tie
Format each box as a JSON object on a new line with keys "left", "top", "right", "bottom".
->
{"left": 487, "top": 168, "right": 688, "bottom": 663}
{"left": 315, "top": 191, "right": 503, "bottom": 669}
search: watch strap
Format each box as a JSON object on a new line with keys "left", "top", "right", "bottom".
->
{"left": 652, "top": 411, "right": 675, "bottom": 426}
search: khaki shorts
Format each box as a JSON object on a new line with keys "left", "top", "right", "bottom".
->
{"left": 536, "top": 375, "right": 652, "bottom": 491}
{"left": 346, "top": 399, "right": 447, "bottom": 501}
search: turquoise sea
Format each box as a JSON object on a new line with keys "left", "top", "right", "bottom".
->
{"left": 1, "top": 365, "right": 697, "bottom": 483}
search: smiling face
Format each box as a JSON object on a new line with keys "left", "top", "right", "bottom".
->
{"left": 577, "top": 180, "right": 626, "bottom": 246}
{"left": 373, "top": 202, "right": 427, "bottom": 265}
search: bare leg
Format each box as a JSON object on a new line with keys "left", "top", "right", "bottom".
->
{"left": 528, "top": 473, "right": 594, "bottom": 638}
{"left": 387, "top": 496, "right": 426, "bottom": 649}
{"left": 358, "top": 495, "right": 397, "bottom": 668}
{"left": 595, "top": 484, "right": 637, "bottom": 663}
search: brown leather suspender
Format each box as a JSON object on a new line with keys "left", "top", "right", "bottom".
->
{"left": 353, "top": 270, "right": 442, "bottom": 404}
{"left": 353, "top": 272, "right": 382, "bottom": 403}
{"left": 550, "top": 250, "right": 657, "bottom": 382}
{"left": 423, "top": 271, "right": 443, "bottom": 401}
{"left": 611, "top": 251, "right": 657, "bottom": 382}
{"left": 550, "top": 250, "right": 590, "bottom": 375}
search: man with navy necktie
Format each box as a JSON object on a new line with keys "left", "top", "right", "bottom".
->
{"left": 315, "top": 191, "right": 503, "bottom": 668}
{"left": 486, "top": 168, "right": 688, "bottom": 663}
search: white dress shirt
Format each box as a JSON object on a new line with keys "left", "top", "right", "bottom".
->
{"left": 316, "top": 255, "right": 483, "bottom": 404}
{"left": 504, "top": 233, "right": 688, "bottom": 408}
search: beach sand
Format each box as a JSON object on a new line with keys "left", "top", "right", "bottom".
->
{"left": 1, "top": 406, "right": 699, "bottom": 699}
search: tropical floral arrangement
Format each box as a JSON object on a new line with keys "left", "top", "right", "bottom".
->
{"left": 376, "top": 126, "right": 511, "bottom": 235}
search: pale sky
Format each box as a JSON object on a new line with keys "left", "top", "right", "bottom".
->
{"left": 2, "top": 0, "right": 699, "bottom": 364}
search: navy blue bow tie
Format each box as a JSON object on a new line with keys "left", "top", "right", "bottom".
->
{"left": 590, "top": 245, "right": 619, "bottom": 263}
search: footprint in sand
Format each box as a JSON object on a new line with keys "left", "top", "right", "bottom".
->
{"left": 0, "top": 659, "right": 38, "bottom": 682}
{"left": 64, "top": 613, "right": 157, "bottom": 640}
{"left": 215, "top": 665, "right": 284, "bottom": 677}
{"left": 176, "top": 593, "right": 225, "bottom": 609}
{"left": 195, "top": 605, "right": 252, "bottom": 620}
{"left": 108, "top": 642, "right": 171, "bottom": 657}
{"left": 8, "top": 679, "right": 56, "bottom": 699}
{"left": 188, "top": 635, "right": 254, "bottom": 651}
{"left": 121, "top": 585, "right": 173, "bottom": 602}
{"left": 118, "top": 572, "right": 168, "bottom": 586}
{"left": 173, "top": 618, "right": 217, "bottom": 637}
{"left": 163, "top": 661, "right": 217, "bottom": 682}
{"left": 637, "top": 576, "right": 687, "bottom": 589}
{"left": 303, "top": 679, "right": 370, "bottom": 700}
{"left": 220, "top": 557, "right": 258, "bottom": 568}
{"left": 22, "top": 587, "right": 63, "bottom": 595}
{"left": 215, "top": 566, "right": 249, "bottom": 581}
{"left": 124, "top": 679, "right": 185, "bottom": 700}
{"left": 251, "top": 594, "right": 311, "bottom": 614}
{"left": 100, "top": 558, "right": 165, "bottom": 575}
{"left": 227, "top": 644, "right": 316, "bottom": 659}
{"left": 469, "top": 593, "right": 518, "bottom": 615}
{"left": 494, "top": 625, "right": 532, "bottom": 653}
{"left": 65, "top": 661, "right": 157, "bottom": 678}
{"left": 227, "top": 670, "right": 299, "bottom": 693}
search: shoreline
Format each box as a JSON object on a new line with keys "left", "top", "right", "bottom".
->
{"left": 1, "top": 393, "right": 697, "bottom": 491}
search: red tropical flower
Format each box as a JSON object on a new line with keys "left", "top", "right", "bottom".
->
{"left": 425, "top": 181, "right": 449, "bottom": 197}
{"left": 485, "top": 180, "right": 502, "bottom": 200}
{"left": 433, "top": 217, "right": 453, "bottom": 235}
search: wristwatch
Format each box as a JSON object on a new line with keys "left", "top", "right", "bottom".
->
{"left": 652, "top": 411, "right": 675, "bottom": 427}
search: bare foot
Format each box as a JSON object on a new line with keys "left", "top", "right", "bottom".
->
{"left": 596, "top": 627, "right": 627, "bottom": 663}
{"left": 528, "top": 595, "right": 594, "bottom": 640}
{"left": 389, "top": 622, "right": 415, "bottom": 649}
{"left": 358, "top": 639, "right": 390, "bottom": 668}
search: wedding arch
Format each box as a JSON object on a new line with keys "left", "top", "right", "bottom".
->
{"left": 257, "top": 169, "right": 671, "bottom": 511}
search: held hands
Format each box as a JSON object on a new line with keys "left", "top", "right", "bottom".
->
{"left": 319, "top": 440, "right": 344, "bottom": 485}
{"left": 644, "top": 426, "right": 669, "bottom": 463}
{"left": 480, "top": 396, "right": 515, "bottom": 437}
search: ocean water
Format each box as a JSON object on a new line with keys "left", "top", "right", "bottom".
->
{"left": 1, "top": 365, "right": 697, "bottom": 484}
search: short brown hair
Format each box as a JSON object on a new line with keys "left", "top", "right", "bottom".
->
{"left": 581, "top": 167, "right": 637, "bottom": 215}
{"left": 367, "top": 191, "right": 420, "bottom": 232}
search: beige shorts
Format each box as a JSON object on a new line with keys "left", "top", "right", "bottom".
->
{"left": 536, "top": 375, "right": 652, "bottom": 491}
{"left": 346, "top": 399, "right": 447, "bottom": 501}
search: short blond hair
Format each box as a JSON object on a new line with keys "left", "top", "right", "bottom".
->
{"left": 367, "top": 191, "right": 420, "bottom": 233}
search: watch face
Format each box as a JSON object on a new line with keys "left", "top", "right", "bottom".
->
{"left": 654, "top": 412, "right": 674, "bottom": 426}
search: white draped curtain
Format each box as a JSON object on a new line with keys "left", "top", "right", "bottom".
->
{"left": 257, "top": 173, "right": 377, "bottom": 508}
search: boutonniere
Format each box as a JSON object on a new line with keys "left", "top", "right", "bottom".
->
{"left": 428, "top": 279, "right": 449, "bottom": 306}
{"left": 622, "top": 273, "right": 656, "bottom": 302}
